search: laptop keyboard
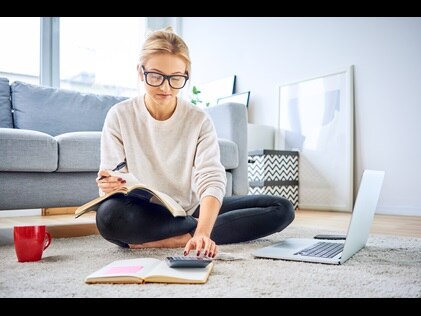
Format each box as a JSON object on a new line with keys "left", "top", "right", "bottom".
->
{"left": 294, "top": 241, "right": 344, "bottom": 258}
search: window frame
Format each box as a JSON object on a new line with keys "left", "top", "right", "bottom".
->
{"left": 38, "top": 17, "right": 181, "bottom": 91}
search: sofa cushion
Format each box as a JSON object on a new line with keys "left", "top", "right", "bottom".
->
{"left": 0, "top": 128, "right": 57, "bottom": 172}
{"left": 0, "top": 78, "right": 13, "bottom": 128}
{"left": 11, "top": 81, "right": 128, "bottom": 136}
{"left": 55, "top": 132, "right": 101, "bottom": 172}
{"left": 218, "top": 138, "right": 238, "bottom": 169}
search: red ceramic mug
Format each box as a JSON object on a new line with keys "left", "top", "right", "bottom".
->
{"left": 14, "top": 225, "right": 52, "bottom": 262}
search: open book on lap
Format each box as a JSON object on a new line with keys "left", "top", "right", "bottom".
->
{"left": 75, "top": 172, "right": 186, "bottom": 218}
{"left": 85, "top": 258, "right": 213, "bottom": 284}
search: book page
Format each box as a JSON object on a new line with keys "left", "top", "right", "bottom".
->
{"left": 85, "top": 258, "right": 161, "bottom": 283}
{"left": 109, "top": 171, "right": 185, "bottom": 217}
{"left": 109, "top": 171, "right": 180, "bottom": 209}
{"left": 96, "top": 171, "right": 185, "bottom": 217}
{"left": 75, "top": 194, "right": 110, "bottom": 217}
{"left": 144, "top": 260, "right": 213, "bottom": 284}
{"left": 145, "top": 189, "right": 185, "bottom": 216}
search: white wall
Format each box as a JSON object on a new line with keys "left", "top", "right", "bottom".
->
{"left": 182, "top": 17, "right": 421, "bottom": 216}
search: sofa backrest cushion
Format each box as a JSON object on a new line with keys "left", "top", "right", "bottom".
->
{"left": 0, "top": 78, "right": 13, "bottom": 128}
{"left": 11, "top": 81, "right": 128, "bottom": 136}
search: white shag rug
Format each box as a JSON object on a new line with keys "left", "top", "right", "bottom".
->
{"left": 1, "top": 225, "right": 420, "bottom": 298}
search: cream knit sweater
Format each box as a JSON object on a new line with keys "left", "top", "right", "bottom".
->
{"left": 100, "top": 95, "right": 226, "bottom": 215}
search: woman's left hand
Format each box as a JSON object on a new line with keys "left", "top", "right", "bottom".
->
{"left": 183, "top": 233, "right": 217, "bottom": 258}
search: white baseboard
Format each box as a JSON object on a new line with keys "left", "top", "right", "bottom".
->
{"left": 0, "top": 209, "right": 42, "bottom": 217}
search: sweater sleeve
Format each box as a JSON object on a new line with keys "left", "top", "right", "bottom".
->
{"left": 99, "top": 106, "right": 129, "bottom": 196}
{"left": 193, "top": 116, "right": 227, "bottom": 205}
{"left": 100, "top": 106, "right": 127, "bottom": 171}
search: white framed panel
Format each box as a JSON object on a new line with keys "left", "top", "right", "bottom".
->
{"left": 276, "top": 66, "right": 354, "bottom": 211}
{"left": 196, "top": 75, "right": 236, "bottom": 107}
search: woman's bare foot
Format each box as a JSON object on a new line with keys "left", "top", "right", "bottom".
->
{"left": 129, "top": 233, "right": 192, "bottom": 249}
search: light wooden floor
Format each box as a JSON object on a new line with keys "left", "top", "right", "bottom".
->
{"left": 1, "top": 209, "right": 420, "bottom": 238}
{"left": 0, "top": 213, "right": 98, "bottom": 238}
{"left": 293, "top": 210, "right": 421, "bottom": 238}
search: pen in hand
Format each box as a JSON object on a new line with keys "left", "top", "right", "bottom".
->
{"left": 98, "top": 161, "right": 126, "bottom": 181}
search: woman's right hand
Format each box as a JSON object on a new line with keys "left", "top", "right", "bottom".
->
{"left": 96, "top": 169, "right": 126, "bottom": 193}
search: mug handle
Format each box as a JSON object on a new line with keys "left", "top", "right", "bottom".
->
{"left": 44, "top": 231, "right": 52, "bottom": 250}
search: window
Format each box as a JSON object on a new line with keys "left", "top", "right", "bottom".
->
{"left": 60, "top": 17, "right": 146, "bottom": 96}
{"left": 0, "top": 17, "right": 40, "bottom": 84}
{"left": 0, "top": 17, "right": 175, "bottom": 96}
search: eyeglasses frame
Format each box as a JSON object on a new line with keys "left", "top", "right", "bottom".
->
{"left": 141, "top": 65, "right": 189, "bottom": 89}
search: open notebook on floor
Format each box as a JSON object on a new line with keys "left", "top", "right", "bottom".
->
{"left": 253, "top": 170, "right": 385, "bottom": 265}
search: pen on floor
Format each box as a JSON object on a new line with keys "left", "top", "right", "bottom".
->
{"left": 98, "top": 161, "right": 126, "bottom": 181}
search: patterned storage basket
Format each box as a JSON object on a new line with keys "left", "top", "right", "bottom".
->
{"left": 248, "top": 150, "right": 299, "bottom": 209}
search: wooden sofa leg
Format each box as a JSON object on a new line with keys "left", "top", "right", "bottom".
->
{"left": 40, "top": 206, "right": 99, "bottom": 237}
{"left": 41, "top": 207, "right": 78, "bottom": 216}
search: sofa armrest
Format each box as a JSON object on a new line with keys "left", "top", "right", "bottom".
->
{"left": 205, "top": 102, "right": 249, "bottom": 195}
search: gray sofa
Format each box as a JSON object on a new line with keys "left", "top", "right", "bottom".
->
{"left": 0, "top": 78, "right": 248, "bottom": 210}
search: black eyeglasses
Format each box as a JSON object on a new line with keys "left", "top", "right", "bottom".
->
{"left": 141, "top": 66, "right": 189, "bottom": 89}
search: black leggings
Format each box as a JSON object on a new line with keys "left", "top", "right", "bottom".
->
{"left": 96, "top": 195, "right": 295, "bottom": 248}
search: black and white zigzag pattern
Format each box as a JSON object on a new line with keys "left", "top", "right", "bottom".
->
{"left": 248, "top": 154, "right": 298, "bottom": 182}
{"left": 249, "top": 185, "right": 299, "bottom": 209}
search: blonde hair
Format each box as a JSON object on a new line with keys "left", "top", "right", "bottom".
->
{"left": 139, "top": 27, "right": 191, "bottom": 75}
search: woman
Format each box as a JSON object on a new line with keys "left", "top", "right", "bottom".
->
{"left": 96, "top": 27, "right": 294, "bottom": 258}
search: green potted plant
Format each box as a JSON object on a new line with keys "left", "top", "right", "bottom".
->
{"left": 191, "top": 86, "right": 210, "bottom": 107}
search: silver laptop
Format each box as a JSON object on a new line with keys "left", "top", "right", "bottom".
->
{"left": 253, "top": 170, "right": 385, "bottom": 265}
